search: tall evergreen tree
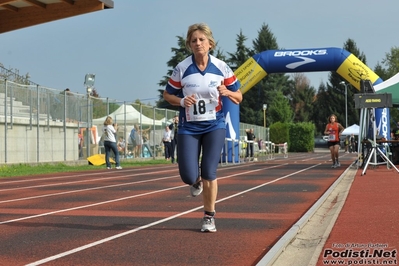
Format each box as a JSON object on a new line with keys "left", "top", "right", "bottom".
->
{"left": 226, "top": 30, "right": 251, "bottom": 71}
{"left": 268, "top": 90, "right": 293, "bottom": 124}
{"left": 290, "top": 73, "right": 315, "bottom": 122}
{"left": 156, "top": 36, "right": 190, "bottom": 109}
{"left": 240, "top": 23, "right": 291, "bottom": 126}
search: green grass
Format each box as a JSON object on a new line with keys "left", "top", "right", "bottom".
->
{"left": 0, "top": 159, "right": 169, "bottom": 178}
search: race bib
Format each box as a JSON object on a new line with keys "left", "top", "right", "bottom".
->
{"left": 329, "top": 134, "right": 336, "bottom": 141}
{"left": 185, "top": 97, "right": 217, "bottom": 122}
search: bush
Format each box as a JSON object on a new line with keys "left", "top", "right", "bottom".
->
{"left": 270, "top": 122, "right": 315, "bottom": 152}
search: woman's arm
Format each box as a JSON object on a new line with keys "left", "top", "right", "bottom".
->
{"left": 163, "top": 90, "right": 182, "bottom": 106}
{"left": 324, "top": 125, "right": 329, "bottom": 135}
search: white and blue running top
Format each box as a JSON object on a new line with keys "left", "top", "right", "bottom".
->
{"left": 165, "top": 54, "right": 240, "bottom": 135}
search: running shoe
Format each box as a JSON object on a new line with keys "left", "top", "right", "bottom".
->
{"left": 107, "top": 167, "right": 112, "bottom": 170}
{"left": 335, "top": 161, "right": 341, "bottom": 167}
{"left": 331, "top": 163, "right": 336, "bottom": 168}
{"left": 116, "top": 166, "right": 123, "bottom": 170}
{"left": 190, "top": 180, "right": 203, "bottom": 197}
{"left": 201, "top": 216, "right": 217, "bottom": 232}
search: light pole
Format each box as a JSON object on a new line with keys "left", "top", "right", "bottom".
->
{"left": 339, "top": 81, "right": 348, "bottom": 128}
{"left": 84, "top": 74, "right": 95, "bottom": 158}
{"left": 263, "top": 104, "right": 267, "bottom": 127}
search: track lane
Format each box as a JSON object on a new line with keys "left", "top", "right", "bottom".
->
{"left": 0, "top": 152, "right": 357, "bottom": 265}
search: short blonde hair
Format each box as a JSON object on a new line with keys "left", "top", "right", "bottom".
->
{"left": 185, "top": 23, "right": 216, "bottom": 53}
{"left": 104, "top": 116, "right": 113, "bottom": 126}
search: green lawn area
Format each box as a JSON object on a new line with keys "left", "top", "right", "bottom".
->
{"left": 0, "top": 159, "right": 169, "bottom": 178}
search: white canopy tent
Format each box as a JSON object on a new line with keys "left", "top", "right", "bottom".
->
{"left": 92, "top": 104, "right": 163, "bottom": 126}
{"left": 341, "top": 124, "right": 359, "bottom": 135}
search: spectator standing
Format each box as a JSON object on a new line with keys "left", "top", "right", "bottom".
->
{"left": 168, "top": 115, "right": 179, "bottom": 163}
{"left": 344, "top": 136, "right": 349, "bottom": 153}
{"left": 245, "top": 128, "right": 256, "bottom": 158}
{"left": 78, "top": 132, "right": 84, "bottom": 158}
{"left": 129, "top": 126, "right": 137, "bottom": 157}
{"left": 103, "top": 116, "right": 122, "bottom": 170}
{"left": 349, "top": 134, "right": 356, "bottom": 153}
{"left": 134, "top": 125, "right": 151, "bottom": 158}
{"left": 162, "top": 126, "right": 173, "bottom": 161}
{"left": 117, "top": 137, "right": 127, "bottom": 157}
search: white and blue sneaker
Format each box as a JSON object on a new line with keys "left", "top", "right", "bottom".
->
{"left": 190, "top": 180, "right": 203, "bottom": 197}
{"left": 201, "top": 216, "right": 216, "bottom": 232}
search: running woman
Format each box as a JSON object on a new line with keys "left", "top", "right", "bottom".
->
{"left": 163, "top": 23, "right": 242, "bottom": 232}
{"left": 324, "top": 114, "right": 345, "bottom": 168}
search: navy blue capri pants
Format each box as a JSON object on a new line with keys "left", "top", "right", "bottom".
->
{"left": 177, "top": 128, "right": 226, "bottom": 185}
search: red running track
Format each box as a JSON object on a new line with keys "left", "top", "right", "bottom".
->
{"left": 316, "top": 164, "right": 399, "bottom": 266}
{"left": 0, "top": 152, "right": 358, "bottom": 266}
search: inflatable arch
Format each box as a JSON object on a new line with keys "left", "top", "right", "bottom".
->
{"left": 223, "top": 47, "right": 390, "bottom": 162}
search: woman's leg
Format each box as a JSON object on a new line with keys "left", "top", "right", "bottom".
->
{"left": 165, "top": 142, "right": 172, "bottom": 159}
{"left": 201, "top": 129, "right": 226, "bottom": 213}
{"left": 177, "top": 134, "right": 201, "bottom": 185}
{"left": 104, "top": 141, "right": 111, "bottom": 168}
{"left": 329, "top": 145, "right": 335, "bottom": 164}
{"left": 333, "top": 144, "right": 340, "bottom": 162}
{"left": 202, "top": 179, "right": 218, "bottom": 214}
{"left": 110, "top": 142, "right": 120, "bottom": 167}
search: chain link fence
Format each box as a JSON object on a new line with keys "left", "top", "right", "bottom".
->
{"left": 0, "top": 79, "right": 271, "bottom": 164}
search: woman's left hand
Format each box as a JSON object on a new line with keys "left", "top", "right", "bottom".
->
{"left": 217, "top": 83, "right": 230, "bottom": 97}
{"left": 218, "top": 82, "right": 242, "bottom": 104}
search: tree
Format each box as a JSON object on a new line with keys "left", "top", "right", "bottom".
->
{"left": 226, "top": 30, "right": 251, "bottom": 71}
{"left": 268, "top": 90, "right": 293, "bottom": 124}
{"left": 156, "top": 36, "right": 190, "bottom": 109}
{"left": 311, "top": 83, "right": 331, "bottom": 134}
{"left": 381, "top": 46, "right": 399, "bottom": 78}
{"left": 290, "top": 73, "right": 315, "bottom": 123}
{"left": 240, "top": 23, "right": 292, "bottom": 126}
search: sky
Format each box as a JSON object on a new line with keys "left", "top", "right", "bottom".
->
{"left": 0, "top": 0, "right": 398, "bottom": 105}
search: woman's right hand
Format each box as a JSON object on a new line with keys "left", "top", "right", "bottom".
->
{"left": 182, "top": 94, "right": 196, "bottom": 107}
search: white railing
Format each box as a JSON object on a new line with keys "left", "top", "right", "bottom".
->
{"left": 276, "top": 142, "right": 288, "bottom": 158}
{"left": 219, "top": 138, "right": 289, "bottom": 165}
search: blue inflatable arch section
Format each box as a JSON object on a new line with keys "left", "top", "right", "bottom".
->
{"left": 223, "top": 47, "right": 389, "bottom": 162}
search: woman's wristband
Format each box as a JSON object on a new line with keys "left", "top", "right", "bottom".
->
{"left": 180, "top": 97, "right": 186, "bottom": 108}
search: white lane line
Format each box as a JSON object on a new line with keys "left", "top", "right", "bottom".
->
{"left": 0, "top": 169, "right": 176, "bottom": 192}
{"left": 1, "top": 164, "right": 286, "bottom": 225}
{"left": 0, "top": 163, "right": 249, "bottom": 192}
{"left": 0, "top": 164, "right": 252, "bottom": 203}
{"left": 0, "top": 175, "right": 179, "bottom": 204}
{"left": 0, "top": 168, "right": 149, "bottom": 184}
{"left": 24, "top": 164, "right": 320, "bottom": 266}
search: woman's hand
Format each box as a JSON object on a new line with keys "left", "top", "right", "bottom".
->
{"left": 181, "top": 94, "right": 196, "bottom": 107}
{"left": 217, "top": 81, "right": 242, "bottom": 104}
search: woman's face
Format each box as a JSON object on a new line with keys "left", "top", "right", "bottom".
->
{"left": 330, "top": 116, "right": 336, "bottom": 122}
{"left": 189, "top": 30, "right": 211, "bottom": 58}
